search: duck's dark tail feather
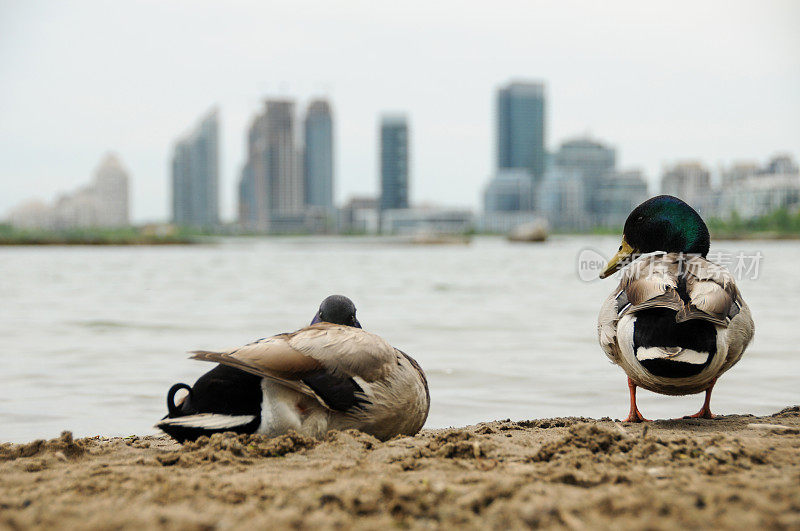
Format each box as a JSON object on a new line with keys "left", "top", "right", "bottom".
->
{"left": 155, "top": 414, "right": 258, "bottom": 443}
{"left": 166, "top": 383, "right": 193, "bottom": 417}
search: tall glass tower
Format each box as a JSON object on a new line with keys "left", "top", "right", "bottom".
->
{"left": 237, "top": 100, "right": 303, "bottom": 231}
{"left": 496, "top": 82, "right": 546, "bottom": 184}
{"left": 379, "top": 115, "right": 409, "bottom": 211}
{"left": 303, "top": 100, "right": 334, "bottom": 211}
{"left": 171, "top": 109, "right": 219, "bottom": 229}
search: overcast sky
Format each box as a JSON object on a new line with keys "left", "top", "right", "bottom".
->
{"left": 1, "top": 0, "right": 798, "bottom": 222}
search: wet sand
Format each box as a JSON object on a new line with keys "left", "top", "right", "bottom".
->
{"left": 2, "top": 407, "right": 799, "bottom": 530}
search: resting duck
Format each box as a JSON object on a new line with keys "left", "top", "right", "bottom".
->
{"left": 597, "top": 196, "right": 754, "bottom": 422}
{"left": 157, "top": 295, "right": 430, "bottom": 442}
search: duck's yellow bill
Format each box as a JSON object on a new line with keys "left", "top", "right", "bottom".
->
{"left": 600, "top": 237, "right": 634, "bottom": 279}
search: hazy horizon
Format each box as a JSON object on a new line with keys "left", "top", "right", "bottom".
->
{"left": 1, "top": 0, "right": 798, "bottom": 223}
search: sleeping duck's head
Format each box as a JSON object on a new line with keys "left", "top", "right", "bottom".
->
{"left": 600, "top": 195, "right": 710, "bottom": 279}
{"left": 311, "top": 295, "right": 362, "bottom": 328}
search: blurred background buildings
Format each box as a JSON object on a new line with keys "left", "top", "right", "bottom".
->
{"left": 171, "top": 110, "right": 220, "bottom": 229}
{"left": 497, "top": 82, "right": 546, "bottom": 185}
{"left": 237, "top": 99, "right": 333, "bottom": 234}
{"left": 4, "top": 81, "right": 799, "bottom": 236}
{"left": 7, "top": 153, "right": 129, "bottom": 231}
{"left": 304, "top": 100, "right": 335, "bottom": 216}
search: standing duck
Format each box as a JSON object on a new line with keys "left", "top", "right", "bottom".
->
{"left": 597, "top": 196, "right": 754, "bottom": 421}
{"left": 157, "top": 295, "right": 430, "bottom": 442}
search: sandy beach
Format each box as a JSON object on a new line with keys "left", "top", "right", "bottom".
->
{"left": 2, "top": 407, "right": 799, "bottom": 530}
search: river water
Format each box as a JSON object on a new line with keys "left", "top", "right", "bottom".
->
{"left": 1, "top": 235, "right": 797, "bottom": 442}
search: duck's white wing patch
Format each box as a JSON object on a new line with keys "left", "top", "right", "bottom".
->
{"left": 635, "top": 347, "right": 709, "bottom": 365}
{"left": 635, "top": 346, "right": 681, "bottom": 360}
{"left": 672, "top": 349, "right": 710, "bottom": 364}
{"left": 156, "top": 413, "right": 256, "bottom": 430}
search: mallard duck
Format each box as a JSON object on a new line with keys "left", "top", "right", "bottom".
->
{"left": 597, "top": 196, "right": 754, "bottom": 421}
{"left": 157, "top": 295, "right": 430, "bottom": 442}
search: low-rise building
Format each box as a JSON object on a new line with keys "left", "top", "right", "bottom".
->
{"left": 483, "top": 169, "right": 536, "bottom": 213}
{"left": 381, "top": 207, "right": 473, "bottom": 235}
{"left": 476, "top": 211, "right": 546, "bottom": 234}
{"left": 338, "top": 196, "right": 379, "bottom": 234}
{"left": 5, "top": 153, "right": 130, "bottom": 230}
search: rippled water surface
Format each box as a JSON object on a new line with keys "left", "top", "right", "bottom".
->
{"left": 1, "top": 236, "right": 798, "bottom": 442}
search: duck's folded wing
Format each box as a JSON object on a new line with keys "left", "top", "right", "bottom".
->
{"left": 286, "top": 324, "right": 397, "bottom": 381}
{"left": 679, "top": 257, "right": 742, "bottom": 326}
{"left": 618, "top": 254, "right": 683, "bottom": 315}
{"left": 190, "top": 323, "right": 397, "bottom": 411}
{"left": 618, "top": 254, "right": 744, "bottom": 328}
{"left": 190, "top": 340, "right": 320, "bottom": 400}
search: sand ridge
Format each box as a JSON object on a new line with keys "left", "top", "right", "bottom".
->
{"left": 2, "top": 407, "right": 799, "bottom": 529}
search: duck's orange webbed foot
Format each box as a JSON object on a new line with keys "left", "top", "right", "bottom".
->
{"left": 623, "top": 377, "right": 651, "bottom": 422}
{"left": 683, "top": 379, "right": 717, "bottom": 420}
{"left": 683, "top": 407, "right": 715, "bottom": 420}
{"left": 623, "top": 410, "right": 651, "bottom": 423}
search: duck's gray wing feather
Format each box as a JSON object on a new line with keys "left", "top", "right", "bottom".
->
{"left": 190, "top": 323, "right": 398, "bottom": 411}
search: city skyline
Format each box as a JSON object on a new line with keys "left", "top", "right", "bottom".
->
{"left": 1, "top": 1, "right": 798, "bottom": 222}
{"left": 6, "top": 93, "right": 799, "bottom": 229}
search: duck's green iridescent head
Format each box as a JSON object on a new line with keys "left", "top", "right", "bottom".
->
{"left": 600, "top": 195, "right": 710, "bottom": 279}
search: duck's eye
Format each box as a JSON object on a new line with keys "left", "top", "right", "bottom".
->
{"left": 637, "top": 216, "right": 644, "bottom": 222}
{"left": 618, "top": 245, "right": 622, "bottom": 251}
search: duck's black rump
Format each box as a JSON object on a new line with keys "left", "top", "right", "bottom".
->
{"left": 159, "top": 365, "right": 263, "bottom": 443}
{"left": 634, "top": 308, "right": 716, "bottom": 378}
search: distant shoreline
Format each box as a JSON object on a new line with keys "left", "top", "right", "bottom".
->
{"left": 0, "top": 226, "right": 198, "bottom": 246}
{"left": 0, "top": 236, "right": 197, "bottom": 246}
{"left": 1, "top": 230, "right": 799, "bottom": 246}
{"left": 710, "top": 231, "right": 800, "bottom": 241}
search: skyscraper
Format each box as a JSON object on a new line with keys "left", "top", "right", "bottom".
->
{"left": 303, "top": 100, "right": 334, "bottom": 212}
{"left": 496, "top": 81, "right": 546, "bottom": 184}
{"left": 171, "top": 109, "right": 219, "bottom": 228}
{"left": 238, "top": 100, "right": 303, "bottom": 231}
{"left": 379, "top": 115, "right": 409, "bottom": 211}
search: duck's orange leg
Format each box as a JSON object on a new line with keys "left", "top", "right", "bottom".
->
{"left": 624, "top": 377, "right": 650, "bottom": 422}
{"left": 684, "top": 378, "right": 717, "bottom": 419}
